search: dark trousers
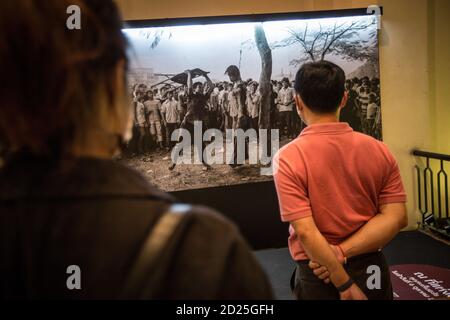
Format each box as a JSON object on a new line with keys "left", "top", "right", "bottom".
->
{"left": 165, "top": 123, "right": 178, "bottom": 148}
{"left": 223, "top": 114, "right": 232, "bottom": 130}
{"left": 230, "top": 116, "right": 250, "bottom": 166}
{"left": 251, "top": 117, "right": 259, "bottom": 130}
{"left": 208, "top": 110, "right": 219, "bottom": 129}
{"left": 250, "top": 117, "right": 259, "bottom": 139}
{"left": 367, "top": 118, "right": 375, "bottom": 137}
{"left": 291, "top": 251, "right": 393, "bottom": 300}
{"left": 278, "top": 111, "right": 293, "bottom": 137}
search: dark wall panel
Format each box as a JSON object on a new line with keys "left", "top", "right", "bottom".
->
{"left": 171, "top": 181, "right": 288, "bottom": 250}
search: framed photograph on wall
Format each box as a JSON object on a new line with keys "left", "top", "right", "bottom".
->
{"left": 121, "top": 8, "right": 382, "bottom": 192}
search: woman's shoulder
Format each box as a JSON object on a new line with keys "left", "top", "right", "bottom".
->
{"left": 0, "top": 156, "right": 174, "bottom": 202}
{"left": 73, "top": 158, "right": 175, "bottom": 200}
{"left": 186, "top": 205, "right": 238, "bottom": 232}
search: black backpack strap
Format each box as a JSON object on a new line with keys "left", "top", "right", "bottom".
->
{"left": 120, "top": 203, "right": 192, "bottom": 299}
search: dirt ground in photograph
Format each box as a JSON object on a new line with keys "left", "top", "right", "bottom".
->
{"left": 118, "top": 137, "right": 292, "bottom": 192}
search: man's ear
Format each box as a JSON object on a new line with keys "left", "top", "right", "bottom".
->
{"left": 339, "top": 91, "right": 349, "bottom": 110}
{"left": 295, "top": 94, "right": 303, "bottom": 112}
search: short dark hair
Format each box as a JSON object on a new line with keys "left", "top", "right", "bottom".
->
{"left": 193, "top": 82, "right": 203, "bottom": 89}
{"left": 224, "top": 65, "right": 240, "bottom": 77}
{"left": 294, "top": 61, "right": 345, "bottom": 114}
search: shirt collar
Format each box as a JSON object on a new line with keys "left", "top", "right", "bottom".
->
{"left": 300, "top": 122, "right": 353, "bottom": 136}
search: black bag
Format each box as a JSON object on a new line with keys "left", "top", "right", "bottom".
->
{"left": 120, "top": 204, "right": 192, "bottom": 299}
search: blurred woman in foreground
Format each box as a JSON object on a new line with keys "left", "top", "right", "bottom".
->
{"left": 0, "top": 0, "right": 272, "bottom": 299}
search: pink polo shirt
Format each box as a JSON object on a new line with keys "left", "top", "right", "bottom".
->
{"left": 273, "top": 122, "right": 407, "bottom": 261}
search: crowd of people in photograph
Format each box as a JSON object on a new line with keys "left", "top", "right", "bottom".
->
{"left": 340, "top": 76, "right": 382, "bottom": 140}
{"left": 128, "top": 70, "right": 382, "bottom": 157}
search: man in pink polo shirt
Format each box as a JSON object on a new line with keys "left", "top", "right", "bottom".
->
{"left": 273, "top": 61, "right": 407, "bottom": 300}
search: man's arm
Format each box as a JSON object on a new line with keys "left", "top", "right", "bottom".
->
{"left": 291, "top": 217, "right": 350, "bottom": 287}
{"left": 292, "top": 217, "right": 367, "bottom": 300}
{"left": 160, "top": 100, "right": 170, "bottom": 126}
{"left": 341, "top": 155, "right": 407, "bottom": 258}
{"left": 175, "top": 105, "right": 181, "bottom": 124}
{"left": 273, "top": 150, "right": 351, "bottom": 289}
{"left": 186, "top": 70, "right": 193, "bottom": 95}
{"left": 204, "top": 73, "right": 213, "bottom": 97}
{"left": 309, "top": 203, "right": 407, "bottom": 285}
{"left": 160, "top": 102, "right": 166, "bottom": 121}
{"left": 340, "top": 203, "right": 407, "bottom": 259}
{"left": 156, "top": 101, "right": 165, "bottom": 125}
{"left": 233, "top": 83, "right": 245, "bottom": 118}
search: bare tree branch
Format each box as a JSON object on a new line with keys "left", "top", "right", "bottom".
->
{"left": 269, "top": 18, "right": 377, "bottom": 65}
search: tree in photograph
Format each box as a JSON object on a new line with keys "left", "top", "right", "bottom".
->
{"left": 336, "top": 29, "right": 379, "bottom": 65}
{"left": 254, "top": 24, "right": 272, "bottom": 131}
{"left": 140, "top": 29, "right": 172, "bottom": 49}
{"left": 272, "top": 19, "right": 377, "bottom": 66}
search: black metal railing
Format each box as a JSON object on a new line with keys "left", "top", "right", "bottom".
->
{"left": 413, "top": 149, "right": 450, "bottom": 238}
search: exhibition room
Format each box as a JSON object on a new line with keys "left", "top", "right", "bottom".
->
{"left": 0, "top": 0, "right": 449, "bottom": 305}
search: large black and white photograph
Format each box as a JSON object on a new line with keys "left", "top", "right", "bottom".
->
{"left": 121, "top": 14, "right": 381, "bottom": 192}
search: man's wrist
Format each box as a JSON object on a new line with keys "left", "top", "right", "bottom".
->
{"left": 336, "top": 278, "right": 354, "bottom": 292}
{"left": 328, "top": 263, "right": 350, "bottom": 288}
{"left": 337, "top": 244, "right": 348, "bottom": 264}
{"left": 331, "top": 272, "right": 351, "bottom": 289}
{"left": 339, "top": 242, "right": 351, "bottom": 258}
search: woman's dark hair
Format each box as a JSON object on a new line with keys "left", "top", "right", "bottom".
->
{"left": 294, "top": 61, "right": 346, "bottom": 114}
{"left": 0, "top": 0, "right": 128, "bottom": 156}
